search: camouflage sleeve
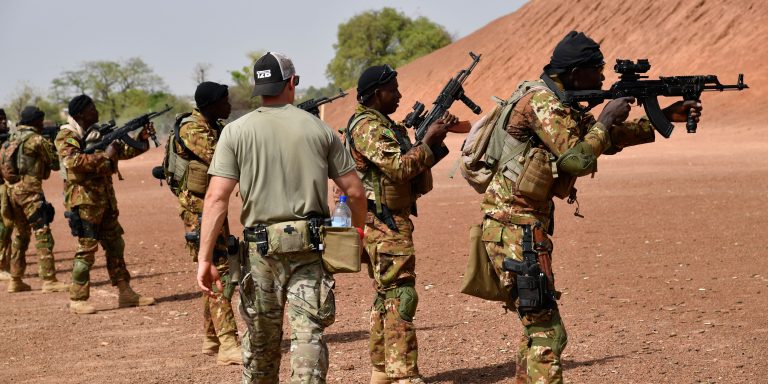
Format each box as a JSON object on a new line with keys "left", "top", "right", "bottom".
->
{"left": 117, "top": 135, "right": 150, "bottom": 160}
{"left": 351, "top": 117, "right": 434, "bottom": 183}
{"left": 528, "top": 90, "right": 611, "bottom": 157}
{"left": 54, "top": 130, "right": 113, "bottom": 175}
{"left": 608, "top": 117, "right": 656, "bottom": 151}
{"left": 39, "top": 136, "right": 60, "bottom": 171}
{"left": 178, "top": 121, "right": 215, "bottom": 165}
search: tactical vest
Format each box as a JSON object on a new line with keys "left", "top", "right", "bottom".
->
{"left": 168, "top": 113, "right": 210, "bottom": 196}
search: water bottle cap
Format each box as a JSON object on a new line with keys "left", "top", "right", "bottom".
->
{"left": 339, "top": 195, "right": 347, "bottom": 203}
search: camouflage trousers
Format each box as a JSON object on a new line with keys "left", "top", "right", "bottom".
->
{"left": 364, "top": 211, "right": 420, "bottom": 381}
{"left": 239, "top": 242, "right": 335, "bottom": 384}
{"left": 69, "top": 204, "right": 130, "bottom": 301}
{"left": 482, "top": 217, "right": 568, "bottom": 384}
{"left": 0, "top": 215, "right": 12, "bottom": 273}
{"left": 180, "top": 208, "right": 238, "bottom": 338}
{"left": 7, "top": 188, "right": 56, "bottom": 280}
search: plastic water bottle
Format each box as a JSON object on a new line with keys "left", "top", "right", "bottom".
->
{"left": 331, "top": 196, "right": 352, "bottom": 227}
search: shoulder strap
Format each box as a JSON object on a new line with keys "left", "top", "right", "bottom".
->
{"left": 175, "top": 113, "right": 206, "bottom": 164}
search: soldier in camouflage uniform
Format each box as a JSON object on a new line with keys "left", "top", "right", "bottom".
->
{"left": 0, "top": 108, "right": 12, "bottom": 281}
{"left": 196, "top": 52, "right": 366, "bottom": 384}
{"left": 480, "top": 31, "right": 703, "bottom": 383}
{"left": 55, "top": 95, "right": 156, "bottom": 314}
{"left": 175, "top": 82, "right": 241, "bottom": 365}
{"left": 345, "top": 65, "right": 457, "bottom": 384}
{"left": 3, "top": 106, "right": 68, "bottom": 293}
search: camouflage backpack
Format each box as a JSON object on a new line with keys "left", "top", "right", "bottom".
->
{"left": 0, "top": 130, "right": 35, "bottom": 184}
{"left": 153, "top": 112, "right": 194, "bottom": 195}
{"left": 452, "top": 81, "right": 547, "bottom": 193}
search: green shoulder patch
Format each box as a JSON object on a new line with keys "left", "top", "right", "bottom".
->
{"left": 65, "top": 138, "right": 81, "bottom": 149}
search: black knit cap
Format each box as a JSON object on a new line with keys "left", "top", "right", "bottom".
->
{"left": 195, "top": 81, "right": 229, "bottom": 108}
{"left": 544, "top": 31, "right": 604, "bottom": 74}
{"left": 68, "top": 94, "right": 94, "bottom": 117}
{"left": 0, "top": 108, "right": 5, "bottom": 116}
{"left": 19, "top": 106, "right": 45, "bottom": 125}
{"left": 356, "top": 65, "right": 397, "bottom": 102}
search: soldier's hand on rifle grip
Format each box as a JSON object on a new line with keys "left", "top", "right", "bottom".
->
{"left": 663, "top": 100, "right": 703, "bottom": 124}
{"left": 138, "top": 122, "right": 155, "bottom": 141}
{"left": 598, "top": 96, "right": 635, "bottom": 128}
{"left": 422, "top": 111, "right": 458, "bottom": 147}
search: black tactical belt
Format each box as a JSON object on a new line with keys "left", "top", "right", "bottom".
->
{"left": 244, "top": 225, "right": 268, "bottom": 255}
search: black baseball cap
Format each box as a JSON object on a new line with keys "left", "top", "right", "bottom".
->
{"left": 251, "top": 52, "right": 296, "bottom": 97}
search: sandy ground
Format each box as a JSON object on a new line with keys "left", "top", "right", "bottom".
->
{"left": 0, "top": 121, "right": 766, "bottom": 383}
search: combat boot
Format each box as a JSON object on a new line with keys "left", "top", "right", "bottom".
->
{"left": 202, "top": 335, "right": 220, "bottom": 356}
{"left": 117, "top": 281, "right": 156, "bottom": 308}
{"left": 41, "top": 278, "right": 69, "bottom": 293}
{"left": 69, "top": 300, "right": 97, "bottom": 314}
{"left": 370, "top": 368, "right": 392, "bottom": 384}
{"left": 0, "top": 270, "right": 10, "bottom": 281}
{"left": 7, "top": 278, "right": 31, "bottom": 293}
{"left": 216, "top": 332, "right": 242, "bottom": 365}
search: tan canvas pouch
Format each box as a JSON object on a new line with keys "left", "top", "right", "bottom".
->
{"left": 460, "top": 224, "right": 508, "bottom": 301}
{"left": 185, "top": 160, "right": 209, "bottom": 196}
{"left": 321, "top": 226, "right": 361, "bottom": 273}
{"left": 381, "top": 180, "right": 413, "bottom": 211}
{"left": 413, "top": 169, "right": 433, "bottom": 196}
{"left": 516, "top": 147, "right": 554, "bottom": 201}
{"left": 266, "top": 220, "right": 313, "bottom": 255}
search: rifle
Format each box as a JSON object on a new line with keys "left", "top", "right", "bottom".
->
{"left": 84, "top": 106, "right": 170, "bottom": 154}
{"left": 403, "top": 51, "right": 483, "bottom": 162}
{"left": 297, "top": 89, "right": 348, "bottom": 117}
{"left": 564, "top": 59, "right": 749, "bottom": 138}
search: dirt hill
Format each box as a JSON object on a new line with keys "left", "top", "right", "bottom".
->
{"left": 323, "top": 0, "right": 765, "bottom": 132}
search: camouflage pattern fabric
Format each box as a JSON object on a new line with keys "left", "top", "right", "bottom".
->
{"left": 481, "top": 80, "right": 653, "bottom": 228}
{"left": 175, "top": 109, "right": 239, "bottom": 341}
{"left": 7, "top": 189, "right": 56, "bottom": 280}
{"left": 5, "top": 126, "right": 60, "bottom": 280}
{"left": 239, "top": 242, "right": 335, "bottom": 383}
{"left": 55, "top": 121, "right": 148, "bottom": 301}
{"left": 68, "top": 204, "right": 129, "bottom": 301}
{"left": 347, "top": 104, "right": 435, "bottom": 381}
{"left": 0, "top": 185, "right": 13, "bottom": 273}
{"left": 482, "top": 217, "right": 567, "bottom": 384}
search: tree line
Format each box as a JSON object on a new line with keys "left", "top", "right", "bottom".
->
{"left": 3, "top": 8, "right": 452, "bottom": 133}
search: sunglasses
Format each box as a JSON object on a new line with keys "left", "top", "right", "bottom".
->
{"left": 292, "top": 75, "right": 300, "bottom": 86}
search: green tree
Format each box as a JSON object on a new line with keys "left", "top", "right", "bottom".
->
{"left": 228, "top": 51, "right": 264, "bottom": 117}
{"left": 51, "top": 57, "right": 165, "bottom": 120}
{"left": 326, "top": 8, "right": 452, "bottom": 89}
{"left": 7, "top": 83, "right": 66, "bottom": 124}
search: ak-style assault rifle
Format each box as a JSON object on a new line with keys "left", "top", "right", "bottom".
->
{"left": 84, "top": 106, "right": 170, "bottom": 153}
{"left": 564, "top": 59, "right": 749, "bottom": 138}
{"left": 404, "top": 52, "right": 483, "bottom": 161}
{"left": 297, "top": 89, "right": 348, "bottom": 117}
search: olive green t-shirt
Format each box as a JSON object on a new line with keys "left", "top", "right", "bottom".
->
{"left": 208, "top": 104, "right": 355, "bottom": 226}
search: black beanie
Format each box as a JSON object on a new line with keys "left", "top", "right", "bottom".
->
{"left": 544, "top": 31, "right": 604, "bottom": 74}
{"left": 356, "top": 65, "right": 397, "bottom": 102}
{"left": 0, "top": 108, "right": 5, "bottom": 116}
{"left": 19, "top": 106, "right": 45, "bottom": 125}
{"left": 195, "top": 82, "right": 229, "bottom": 108}
{"left": 68, "top": 94, "right": 94, "bottom": 117}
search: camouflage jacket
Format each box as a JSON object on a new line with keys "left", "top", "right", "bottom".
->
{"left": 8, "top": 125, "right": 59, "bottom": 193}
{"left": 175, "top": 109, "right": 224, "bottom": 213}
{"left": 55, "top": 121, "right": 148, "bottom": 209}
{"left": 481, "top": 79, "right": 655, "bottom": 229}
{"left": 346, "top": 104, "right": 434, "bottom": 207}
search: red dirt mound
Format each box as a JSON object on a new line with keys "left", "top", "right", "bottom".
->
{"left": 324, "top": 0, "right": 765, "bottom": 132}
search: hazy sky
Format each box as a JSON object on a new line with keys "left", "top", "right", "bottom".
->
{"left": 0, "top": 0, "right": 526, "bottom": 104}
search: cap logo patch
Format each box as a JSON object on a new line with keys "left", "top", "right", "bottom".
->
{"left": 256, "top": 70, "right": 272, "bottom": 79}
